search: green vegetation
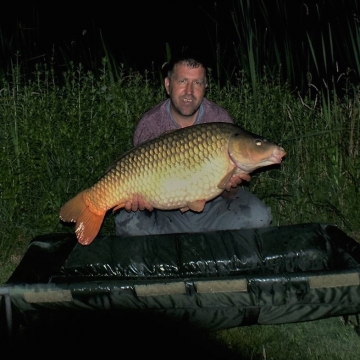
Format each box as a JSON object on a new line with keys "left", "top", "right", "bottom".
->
{"left": 212, "top": 316, "right": 360, "bottom": 359}
{"left": 1, "top": 61, "right": 358, "bottom": 282}
{"left": 0, "top": 60, "right": 165, "bottom": 274}
{"left": 1, "top": 0, "right": 360, "bottom": 358}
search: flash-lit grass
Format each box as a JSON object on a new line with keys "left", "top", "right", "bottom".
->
{"left": 1, "top": 65, "right": 359, "bottom": 283}
{"left": 212, "top": 316, "right": 360, "bottom": 360}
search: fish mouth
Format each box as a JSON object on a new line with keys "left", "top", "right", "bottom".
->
{"left": 261, "top": 147, "right": 286, "bottom": 166}
{"left": 229, "top": 147, "right": 286, "bottom": 172}
{"left": 273, "top": 147, "right": 286, "bottom": 163}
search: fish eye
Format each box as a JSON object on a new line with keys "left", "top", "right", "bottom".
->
{"left": 255, "top": 140, "right": 262, "bottom": 146}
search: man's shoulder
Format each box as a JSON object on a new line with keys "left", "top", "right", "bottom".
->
{"left": 202, "top": 98, "right": 233, "bottom": 122}
{"left": 142, "top": 99, "right": 169, "bottom": 119}
{"left": 202, "top": 98, "right": 227, "bottom": 112}
{"left": 133, "top": 99, "right": 171, "bottom": 146}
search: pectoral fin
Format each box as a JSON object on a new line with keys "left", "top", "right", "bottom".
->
{"left": 186, "top": 200, "right": 206, "bottom": 212}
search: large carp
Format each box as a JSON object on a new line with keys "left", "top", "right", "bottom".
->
{"left": 60, "top": 122, "right": 286, "bottom": 245}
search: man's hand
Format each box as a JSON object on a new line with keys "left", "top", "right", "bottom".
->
{"left": 221, "top": 173, "right": 251, "bottom": 199}
{"left": 225, "top": 173, "right": 251, "bottom": 191}
{"left": 124, "top": 194, "right": 153, "bottom": 212}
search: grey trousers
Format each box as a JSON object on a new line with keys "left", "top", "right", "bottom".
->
{"left": 114, "top": 188, "right": 272, "bottom": 237}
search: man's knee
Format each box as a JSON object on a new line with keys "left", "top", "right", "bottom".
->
{"left": 115, "top": 210, "right": 155, "bottom": 237}
{"left": 115, "top": 191, "right": 273, "bottom": 237}
{"left": 249, "top": 201, "right": 272, "bottom": 227}
{"left": 229, "top": 190, "right": 273, "bottom": 228}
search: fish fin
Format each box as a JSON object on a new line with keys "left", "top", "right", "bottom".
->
{"left": 59, "top": 190, "right": 105, "bottom": 245}
{"left": 187, "top": 200, "right": 206, "bottom": 212}
{"left": 180, "top": 206, "right": 189, "bottom": 213}
{"left": 75, "top": 208, "right": 104, "bottom": 245}
{"left": 217, "top": 168, "right": 237, "bottom": 189}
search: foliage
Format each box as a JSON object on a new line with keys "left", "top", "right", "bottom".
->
{"left": 212, "top": 316, "right": 360, "bottom": 359}
{"left": 0, "top": 59, "right": 165, "bottom": 264}
{"left": 0, "top": 59, "right": 359, "bottom": 280}
{"left": 210, "top": 0, "right": 360, "bottom": 97}
{"left": 207, "top": 69, "right": 360, "bottom": 231}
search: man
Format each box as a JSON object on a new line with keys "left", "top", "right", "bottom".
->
{"left": 115, "top": 54, "right": 272, "bottom": 236}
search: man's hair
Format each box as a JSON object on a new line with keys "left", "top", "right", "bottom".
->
{"left": 164, "top": 51, "right": 208, "bottom": 80}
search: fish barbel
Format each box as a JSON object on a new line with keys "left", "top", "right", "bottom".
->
{"left": 60, "top": 122, "right": 286, "bottom": 245}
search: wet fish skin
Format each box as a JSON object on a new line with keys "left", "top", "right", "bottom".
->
{"left": 59, "top": 122, "right": 286, "bottom": 245}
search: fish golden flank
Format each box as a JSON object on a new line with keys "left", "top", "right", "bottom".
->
{"left": 60, "top": 122, "right": 286, "bottom": 245}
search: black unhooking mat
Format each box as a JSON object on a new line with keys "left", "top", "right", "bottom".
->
{"left": 1, "top": 223, "right": 360, "bottom": 337}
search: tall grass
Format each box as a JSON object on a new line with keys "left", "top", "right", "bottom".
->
{"left": 207, "top": 69, "right": 360, "bottom": 231}
{"left": 210, "top": 0, "right": 360, "bottom": 232}
{"left": 0, "top": 57, "right": 359, "bottom": 267}
{"left": 209, "top": 0, "right": 360, "bottom": 97}
{"left": 0, "top": 60, "right": 164, "bottom": 262}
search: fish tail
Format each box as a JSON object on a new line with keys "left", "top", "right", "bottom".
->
{"left": 59, "top": 190, "right": 105, "bottom": 245}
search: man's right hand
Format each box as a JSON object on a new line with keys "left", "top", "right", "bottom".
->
{"left": 124, "top": 194, "right": 154, "bottom": 212}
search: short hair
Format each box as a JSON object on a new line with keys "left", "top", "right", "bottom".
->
{"left": 164, "top": 51, "right": 208, "bottom": 80}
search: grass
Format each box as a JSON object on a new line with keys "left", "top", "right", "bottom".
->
{"left": 213, "top": 316, "right": 360, "bottom": 359}
{"left": 0, "top": 65, "right": 358, "bottom": 284}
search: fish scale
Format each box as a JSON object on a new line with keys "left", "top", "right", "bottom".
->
{"left": 60, "top": 122, "right": 286, "bottom": 245}
{"left": 94, "top": 132, "right": 227, "bottom": 208}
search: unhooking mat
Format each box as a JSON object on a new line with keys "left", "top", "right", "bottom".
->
{"left": 1, "top": 223, "right": 360, "bottom": 335}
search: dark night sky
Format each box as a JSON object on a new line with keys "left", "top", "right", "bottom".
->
{"left": 2, "top": 0, "right": 357, "bottom": 89}
{"left": 1, "top": 0, "right": 237, "bottom": 70}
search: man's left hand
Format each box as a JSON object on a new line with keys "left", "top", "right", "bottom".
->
{"left": 225, "top": 173, "right": 251, "bottom": 191}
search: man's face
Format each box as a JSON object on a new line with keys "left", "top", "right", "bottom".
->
{"left": 165, "top": 63, "right": 207, "bottom": 118}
